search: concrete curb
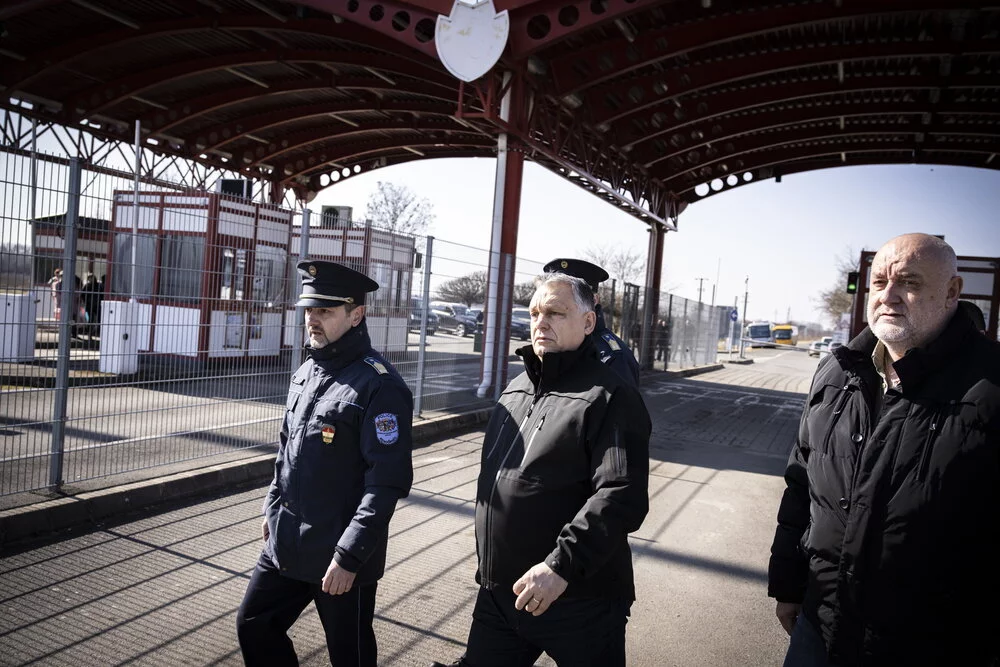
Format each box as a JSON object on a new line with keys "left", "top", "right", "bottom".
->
{"left": 641, "top": 363, "right": 725, "bottom": 380}
{"left": 0, "top": 407, "right": 493, "bottom": 550}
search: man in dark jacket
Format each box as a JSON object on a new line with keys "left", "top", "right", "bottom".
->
{"left": 237, "top": 260, "right": 413, "bottom": 667}
{"left": 543, "top": 258, "right": 641, "bottom": 387}
{"left": 443, "top": 272, "right": 650, "bottom": 666}
{"left": 768, "top": 233, "right": 1000, "bottom": 666}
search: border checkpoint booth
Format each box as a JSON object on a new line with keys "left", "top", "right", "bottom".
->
{"left": 101, "top": 191, "right": 413, "bottom": 375}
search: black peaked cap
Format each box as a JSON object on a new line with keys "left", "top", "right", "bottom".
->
{"left": 296, "top": 260, "right": 378, "bottom": 307}
{"left": 542, "top": 258, "right": 609, "bottom": 290}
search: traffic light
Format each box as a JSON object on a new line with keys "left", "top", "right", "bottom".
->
{"left": 846, "top": 271, "right": 859, "bottom": 294}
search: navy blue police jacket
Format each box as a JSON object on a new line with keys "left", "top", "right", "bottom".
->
{"left": 593, "top": 304, "right": 640, "bottom": 387}
{"left": 264, "top": 320, "right": 413, "bottom": 584}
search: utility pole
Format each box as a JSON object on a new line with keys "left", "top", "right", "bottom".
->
{"left": 740, "top": 275, "right": 749, "bottom": 358}
{"left": 695, "top": 277, "right": 708, "bottom": 304}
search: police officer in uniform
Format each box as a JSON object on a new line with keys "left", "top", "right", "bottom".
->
{"left": 543, "top": 258, "right": 640, "bottom": 386}
{"left": 237, "top": 260, "right": 413, "bottom": 667}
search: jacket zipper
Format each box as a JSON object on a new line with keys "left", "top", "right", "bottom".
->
{"left": 519, "top": 415, "right": 546, "bottom": 468}
{"left": 483, "top": 414, "right": 511, "bottom": 461}
{"left": 917, "top": 409, "right": 942, "bottom": 482}
{"left": 484, "top": 398, "right": 539, "bottom": 585}
{"left": 821, "top": 385, "right": 854, "bottom": 453}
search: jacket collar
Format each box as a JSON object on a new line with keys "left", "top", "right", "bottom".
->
{"left": 836, "top": 310, "right": 978, "bottom": 391}
{"left": 516, "top": 335, "right": 597, "bottom": 391}
{"left": 305, "top": 318, "right": 372, "bottom": 369}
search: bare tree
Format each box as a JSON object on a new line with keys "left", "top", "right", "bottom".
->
{"left": 365, "top": 181, "right": 434, "bottom": 235}
{"left": 436, "top": 271, "right": 487, "bottom": 306}
{"left": 512, "top": 281, "right": 537, "bottom": 306}
{"left": 583, "top": 244, "right": 645, "bottom": 285}
{"left": 816, "top": 247, "right": 861, "bottom": 325}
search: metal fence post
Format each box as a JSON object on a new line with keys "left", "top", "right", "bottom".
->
{"left": 49, "top": 157, "right": 82, "bottom": 489}
{"left": 414, "top": 235, "right": 433, "bottom": 417}
{"left": 291, "top": 207, "right": 311, "bottom": 373}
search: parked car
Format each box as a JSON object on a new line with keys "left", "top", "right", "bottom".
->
{"left": 429, "top": 301, "right": 479, "bottom": 337}
{"left": 808, "top": 336, "right": 833, "bottom": 357}
{"left": 408, "top": 298, "right": 438, "bottom": 335}
{"left": 510, "top": 307, "right": 531, "bottom": 341}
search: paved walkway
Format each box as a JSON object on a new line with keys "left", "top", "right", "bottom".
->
{"left": 0, "top": 350, "right": 815, "bottom": 666}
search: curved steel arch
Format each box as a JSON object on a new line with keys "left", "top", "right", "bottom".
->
{"left": 146, "top": 78, "right": 462, "bottom": 137}
{"left": 655, "top": 125, "right": 1000, "bottom": 186}
{"left": 615, "top": 74, "right": 1000, "bottom": 152}
{"left": 677, "top": 152, "right": 1000, "bottom": 202}
{"left": 6, "top": 15, "right": 419, "bottom": 92}
{"left": 66, "top": 49, "right": 452, "bottom": 121}
{"left": 665, "top": 137, "right": 1000, "bottom": 196}
{"left": 549, "top": 0, "right": 960, "bottom": 96}
{"left": 587, "top": 39, "right": 972, "bottom": 127}
{"left": 197, "top": 100, "right": 462, "bottom": 153}
{"left": 638, "top": 100, "right": 998, "bottom": 170}
{"left": 281, "top": 136, "right": 498, "bottom": 183}
{"left": 247, "top": 120, "right": 480, "bottom": 166}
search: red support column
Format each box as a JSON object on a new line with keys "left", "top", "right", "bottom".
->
{"left": 640, "top": 224, "right": 665, "bottom": 368}
{"left": 477, "top": 71, "right": 527, "bottom": 399}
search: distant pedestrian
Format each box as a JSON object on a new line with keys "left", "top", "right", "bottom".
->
{"left": 48, "top": 268, "right": 62, "bottom": 320}
{"left": 236, "top": 261, "right": 414, "bottom": 667}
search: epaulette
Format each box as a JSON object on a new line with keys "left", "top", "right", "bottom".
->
{"left": 363, "top": 356, "right": 388, "bottom": 375}
{"left": 601, "top": 331, "right": 622, "bottom": 351}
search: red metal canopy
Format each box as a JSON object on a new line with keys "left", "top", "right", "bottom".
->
{"left": 2, "top": 0, "right": 998, "bottom": 225}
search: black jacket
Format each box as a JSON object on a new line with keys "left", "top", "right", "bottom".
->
{"left": 768, "top": 311, "right": 1000, "bottom": 665}
{"left": 475, "top": 337, "right": 651, "bottom": 601}
{"left": 264, "top": 320, "right": 413, "bottom": 584}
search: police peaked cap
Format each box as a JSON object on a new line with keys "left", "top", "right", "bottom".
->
{"left": 542, "top": 258, "right": 610, "bottom": 291}
{"left": 296, "top": 260, "right": 379, "bottom": 307}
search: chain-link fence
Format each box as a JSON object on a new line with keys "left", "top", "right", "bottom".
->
{"left": 1, "top": 149, "right": 724, "bottom": 497}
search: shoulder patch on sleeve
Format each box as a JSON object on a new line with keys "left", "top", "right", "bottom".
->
{"left": 602, "top": 332, "right": 621, "bottom": 351}
{"left": 363, "top": 356, "right": 388, "bottom": 375}
{"left": 374, "top": 413, "right": 399, "bottom": 444}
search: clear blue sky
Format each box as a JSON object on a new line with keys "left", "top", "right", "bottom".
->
{"left": 314, "top": 159, "right": 1000, "bottom": 327}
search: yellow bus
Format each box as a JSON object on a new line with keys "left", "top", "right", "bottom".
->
{"left": 773, "top": 324, "right": 799, "bottom": 346}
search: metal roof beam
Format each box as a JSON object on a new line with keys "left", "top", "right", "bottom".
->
{"left": 71, "top": 0, "right": 139, "bottom": 29}
{"left": 4, "top": 16, "right": 440, "bottom": 93}
{"left": 612, "top": 73, "right": 1000, "bottom": 151}
{"left": 655, "top": 122, "right": 1000, "bottom": 185}
{"left": 62, "top": 49, "right": 454, "bottom": 122}
{"left": 679, "top": 152, "right": 1000, "bottom": 202}
{"left": 662, "top": 135, "right": 1000, "bottom": 194}
{"left": 282, "top": 136, "right": 496, "bottom": 183}
{"left": 193, "top": 99, "right": 460, "bottom": 151}
{"left": 144, "top": 79, "right": 459, "bottom": 136}
{"left": 246, "top": 120, "right": 483, "bottom": 166}
{"left": 548, "top": 0, "right": 989, "bottom": 95}
{"left": 294, "top": 0, "right": 440, "bottom": 59}
{"left": 635, "top": 99, "right": 997, "bottom": 170}
{"left": 586, "top": 39, "right": 992, "bottom": 128}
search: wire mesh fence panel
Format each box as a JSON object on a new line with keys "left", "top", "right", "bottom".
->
{"left": 3, "top": 147, "right": 731, "bottom": 498}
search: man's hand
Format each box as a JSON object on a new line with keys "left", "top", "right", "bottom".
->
{"left": 321, "top": 559, "right": 357, "bottom": 596}
{"left": 775, "top": 601, "right": 802, "bottom": 636}
{"left": 260, "top": 518, "right": 269, "bottom": 542}
{"left": 512, "top": 563, "right": 568, "bottom": 616}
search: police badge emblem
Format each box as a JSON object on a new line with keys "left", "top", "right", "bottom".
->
{"left": 321, "top": 425, "right": 335, "bottom": 444}
{"left": 374, "top": 413, "right": 399, "bottom": 445}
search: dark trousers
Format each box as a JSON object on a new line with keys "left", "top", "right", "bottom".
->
{"left": 236, "top": 550, "right": 377, "bottom": 667}
{"left": 461, "top": 587, "right": 629, "bottom": 667}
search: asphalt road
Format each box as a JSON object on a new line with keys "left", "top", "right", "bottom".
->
{"left": 0, "top": 345, "right": 821, "bottom": 666}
